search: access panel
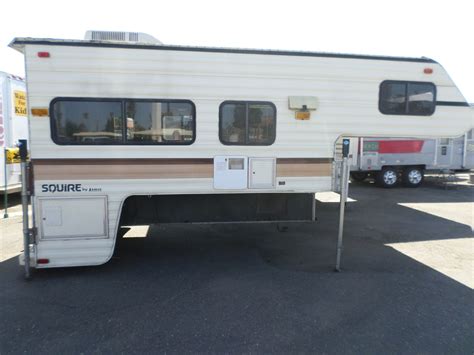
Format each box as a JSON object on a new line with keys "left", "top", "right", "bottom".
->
{"left": 213, "top": 156, "right": 248, "bottom": 189}
{"left": 38, "top": 196, "right": 108, "bottom": 239}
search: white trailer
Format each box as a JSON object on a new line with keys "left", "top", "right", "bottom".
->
{"left": 348, "top": 130, "right": 474, "bottom": 187}
{"left": 0, "top": 72, "right": 28, "bottom": 194}
{"left": 9, "top": 31, "right": 473, "bottom": 269}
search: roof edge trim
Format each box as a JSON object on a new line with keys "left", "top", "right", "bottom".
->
{"left": 9, "top": 38, "right": 437, "bottom": 64}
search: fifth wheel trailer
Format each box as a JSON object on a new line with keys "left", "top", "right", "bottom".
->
{"left": 347, "top": 130, "right": 474, "bottom": 187}
{"left": 0, "top": 72, "right": 28, "bottom": 194}
{"left": 9, "top": 31, "right": 473, "bottom": 269}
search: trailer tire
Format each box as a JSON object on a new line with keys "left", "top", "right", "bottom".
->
{"left": 350, "top": 172, "right": 368, "bottom": 182}
{"left": 376, "top": 167, "right": 398, "bottom": 188}
{"left": 402, "top": 167, "right": 424, "bottom": 187}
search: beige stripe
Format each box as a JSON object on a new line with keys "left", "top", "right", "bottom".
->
{"left": 34, "top": 164, "right": 213, "bottom": 180}
{"left": 277, "top": 158, "right": 333, "bottom": 164}
{"left": 276, "top": 163, "right": 332, "bottom": 177}
{"left": 33, "top": 159, "right": 333, "bottom": 180}
{"left": 33, "top": 158, "right": 213, "bottom": 166}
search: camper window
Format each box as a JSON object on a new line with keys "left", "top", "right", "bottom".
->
{"left": 379, "top": 81, "right": 436, "bottom": 116}
{"left": 51, "top": 98, "right": 195, "bottom": 145}
{"left": 219, "top": 101, "right": 276, "bottom": 145}
{"left": 51, "top": 100, "right": 123, "bottom": 144}
{"left": 125, "top": 101, "right": 194, "bottom": 143}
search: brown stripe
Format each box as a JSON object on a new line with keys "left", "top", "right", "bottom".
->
{"left": 32, "top": 158, "right": 333, "bottom": 180}
{"left": 276, "top": 158, "right": 333, "bottom": 164}
{"left": 32, "top": 158, "right": 213, "bottom": 166}
{"left": 276, "top": 163, "right": 332, "bottom": 177}
{"left": 34, "top": 163, "right": 213, "bottom": 180}
{"left": 33, "top": 158, "right": 333, "bottom": 165}
{"left": 276, "top": 158, "right": 333, "bottom": 177}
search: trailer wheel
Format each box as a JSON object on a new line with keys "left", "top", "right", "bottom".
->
{"left": 402, "top": 167, "right": 424, "bottom": 187}
{"left": 350, "top": 172, "right": 368, "bottom": 182}
{"left": 376, "top": 167, "right": 398, "bottom": 188}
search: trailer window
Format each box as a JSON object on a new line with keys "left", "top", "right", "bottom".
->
{"left": 51, "top": 99, "right": 195, "bottom": 145}
{"left": 379, "top": 81, "right": 436, "bottom": 116}
{"left": 52, "top": 100, "right": 123, "bottom": 144}
{"left": 126, "top": 101, "right": 194, "bottom": 144}
{"left": 219, "top": 101, "right": 276, "bottom": 145}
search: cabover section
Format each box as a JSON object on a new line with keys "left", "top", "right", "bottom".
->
{"left": 10, "top": 37, "right": 473, "bottom": 268}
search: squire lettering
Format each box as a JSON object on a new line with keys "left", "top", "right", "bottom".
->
{"left": 41, "top": 184, "right": 82, "bottom": 193}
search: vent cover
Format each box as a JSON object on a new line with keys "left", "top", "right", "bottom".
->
{"left": 84, "top": 31, "right": 162, "bottom": 44}
{"left": 128, "top": 32, "right": 139, "bottom": 42}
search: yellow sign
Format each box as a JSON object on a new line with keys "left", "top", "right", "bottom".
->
{"left": 5, "top": 147, "right": 21, "bottom": 164}
{"left": 14, "top": 90, "right": 27, "bottom": 116}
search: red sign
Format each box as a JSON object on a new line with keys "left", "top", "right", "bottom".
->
{"left": 377, "top": 140, "right": 425, "bottom": 154}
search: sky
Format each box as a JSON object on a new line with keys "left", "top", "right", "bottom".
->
{"left": 1, "top": 0, "right": 473, "bottom": 103}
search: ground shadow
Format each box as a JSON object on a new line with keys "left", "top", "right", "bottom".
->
{"left": 0, "top": 192, "right": 21, "bottom": 211}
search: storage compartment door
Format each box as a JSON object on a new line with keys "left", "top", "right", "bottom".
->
{"left": 39, "top": 196, "right": 108, "bottom": 239}
{"left": 436, "top": 139, "right": 453, "bottom": 167}
{"left": 249, "top": 158, "right": 276, "bottom": 189}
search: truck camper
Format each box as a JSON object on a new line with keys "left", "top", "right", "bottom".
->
{"left": 9, "top": 31, "right": 473, "bottom": 268}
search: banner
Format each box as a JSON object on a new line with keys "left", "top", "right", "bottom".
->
{"left": 14, "top": 90, "right": 27, "bottom": 116}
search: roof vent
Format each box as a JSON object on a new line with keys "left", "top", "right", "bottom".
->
{"left": 84, "top": 31, "right": 162, "bottom": 44}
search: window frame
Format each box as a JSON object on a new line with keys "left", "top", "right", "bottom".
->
{"left": 50, "top": 97, "right": 196, "bottom": 146}
{"left": 378, "top": 80, "right": 437, "bottom": 116}
{"left": 218, "top": 100, "right": 277, "bottom": 146}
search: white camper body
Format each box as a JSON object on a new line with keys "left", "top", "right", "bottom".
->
{"left": 0, "top": 72, "right": 28, "bottom": 194}
{"left": 347, "top": 130, "right": 474, "bottom": 187}
{"left": 10, "top": 34, "right": 473, "bottom": 268}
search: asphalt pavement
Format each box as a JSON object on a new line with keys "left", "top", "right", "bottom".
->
{"left": 0, "top": 176, "right": 473, "bottom": 354}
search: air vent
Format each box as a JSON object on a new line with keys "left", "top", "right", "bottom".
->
{"left": 91, "top": 31, "right": 125, "bottom": 41}
{"left": 84, "top": 31, "right": 162, "bottom": 44}
{"left": 128, "top": 32, "right": 139, "bottom": 42}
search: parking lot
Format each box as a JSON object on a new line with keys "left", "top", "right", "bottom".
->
{"left": 1, "top": 175, "right": 473, "bottom": 354}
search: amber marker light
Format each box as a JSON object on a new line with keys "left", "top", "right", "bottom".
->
{"left": 31, "top": 108, "right": 49, "bottom": 117}
{"left": 295, "top": 111, "right": 311, "bottom": 120}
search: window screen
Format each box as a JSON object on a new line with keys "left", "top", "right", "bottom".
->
{"left": 51, "top": 99, "right": 195, "bottom": 145}
{"left": 379, "top": 81, "right": 436, "bottom": 116}
{"left": 219, "top": 101, "right": 276, "bottom": 145}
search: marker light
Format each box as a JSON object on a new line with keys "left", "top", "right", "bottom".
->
{"left": 37, "top": 52, "right": 50, "bottom": 58}
{"left": 295, "top": 111, "right": 311, "bottom": 120}
{"left": 424, "top": 68, "right": 433, "bottom": 74}
{"left": 31, "top": 108, "right": 49, "bottom": 117}
{"left": 37, "top": 258, "right": 50, "bottom": 264}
